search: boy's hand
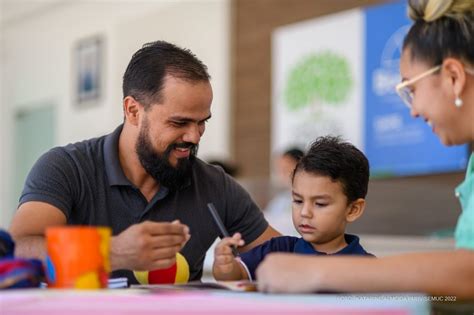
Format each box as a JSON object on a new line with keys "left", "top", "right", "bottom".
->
{"left": 213, "top": 233, "right": 245, "bottom": 274}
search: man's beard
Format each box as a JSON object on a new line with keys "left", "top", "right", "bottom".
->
{"left": 135, "top": 120, "right": 198, "bottom": 191}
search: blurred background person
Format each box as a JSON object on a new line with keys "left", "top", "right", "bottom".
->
{"left": 264, "top": 148, "right": 304, "bottom": 236}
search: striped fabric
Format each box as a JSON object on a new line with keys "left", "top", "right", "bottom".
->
{"left": 0, "top": 230, "right": 44, "bottom": 289}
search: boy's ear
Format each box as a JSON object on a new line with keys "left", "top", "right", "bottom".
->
{"left": 123, "top": 96, "right": 141, "bottom": 126}
{"left": 345, "top": 198, "right": 365, "bottom": 223}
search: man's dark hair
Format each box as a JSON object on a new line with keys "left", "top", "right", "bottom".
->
{"left": 292, "top": 136, "right": 369, "bottom": 203}
{"left": 122, "top": 40, "right": 211, "bottom": 110}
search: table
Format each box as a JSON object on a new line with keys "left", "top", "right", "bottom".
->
{"left": 0, "top": 289, "right": 431, "bottom": 315}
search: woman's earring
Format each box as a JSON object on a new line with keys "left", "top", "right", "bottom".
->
{"left": 455, "top": 96, "right": 463, "bottom": 108}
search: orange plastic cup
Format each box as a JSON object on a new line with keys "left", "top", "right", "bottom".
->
{"left": 45, "top": 226, "right": 111, "bottom": 289}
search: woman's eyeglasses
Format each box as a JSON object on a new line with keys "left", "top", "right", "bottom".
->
{"left": 395, "top": 64, "right": 474, "bottom": 108}
{"left": 395, "top": 65, "right": 441, "bottom": 108}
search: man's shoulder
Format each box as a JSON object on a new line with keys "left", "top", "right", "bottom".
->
{"left": 56, "top": 134, "right": 108, "bottom": 161}
{"left": 41, "top": 134, "right": 108, "bottom": 171}
{"left": 62, "top": 135, "right": 106, "bottom": 156}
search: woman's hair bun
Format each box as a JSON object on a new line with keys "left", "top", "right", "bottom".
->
{"left": 408, "top": 0, "right": 452, "bottom": 22}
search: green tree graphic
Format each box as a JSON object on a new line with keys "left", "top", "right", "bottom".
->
{"left": 284, "top": 51, "right": 353, "bottom": 111}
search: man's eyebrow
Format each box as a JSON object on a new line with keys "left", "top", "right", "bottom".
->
{"left": 168, "top": 114, "right": 212, "bottom": 122}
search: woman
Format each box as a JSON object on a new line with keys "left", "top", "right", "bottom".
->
{"left": 256, "top": 0, "right": 474, "bottom": 299}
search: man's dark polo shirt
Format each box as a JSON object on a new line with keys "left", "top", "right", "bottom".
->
{"left": 20, "top": 125, "right": 268, "bottom": 283}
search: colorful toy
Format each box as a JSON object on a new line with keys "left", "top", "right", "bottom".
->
{"left": 134, "top": 253, "right": 189, "bottom": 284}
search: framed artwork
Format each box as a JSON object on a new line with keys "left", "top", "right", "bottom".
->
{"left": 75, "top": 36, "right": 103, "bottom": 106}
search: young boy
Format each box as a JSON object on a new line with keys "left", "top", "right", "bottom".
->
{"left": 213, "top": 136, "right": 373, "bottom": 281}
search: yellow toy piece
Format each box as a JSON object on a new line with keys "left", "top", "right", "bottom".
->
{"left": 74, "top": 271, "right": 101, "bottom": 289}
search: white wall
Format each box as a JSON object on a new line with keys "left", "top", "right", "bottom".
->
{"left": 0, "top": 0, "right": 231, "bottom": 228}
{"left": 0, "top": 8, "right": 5, "bottom": 230}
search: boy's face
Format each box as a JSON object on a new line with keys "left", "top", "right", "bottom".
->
{"left": 291, "top": 171, "right": 351, "bottom": 250}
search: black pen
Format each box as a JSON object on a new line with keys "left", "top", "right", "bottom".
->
{"left": 207, "top": 203, "right": 240, "bottom": 257}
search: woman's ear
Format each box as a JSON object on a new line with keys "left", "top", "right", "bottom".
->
{"left": 346, "top": 198, "right": 366, "bottom": 223}
{"left": 442, "top": 58, "right": 467, "bottom": 99}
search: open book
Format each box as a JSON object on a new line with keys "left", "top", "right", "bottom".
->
{"left": 131, "top": 280, "right": 257, "bottom": 292}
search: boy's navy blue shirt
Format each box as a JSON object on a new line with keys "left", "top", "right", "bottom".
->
{"left": 240, "top": 234, "right": 373, "bottom": 280}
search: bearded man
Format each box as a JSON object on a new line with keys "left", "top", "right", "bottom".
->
{"left": 10, "top": 41, "right": 279, "bottom": 284}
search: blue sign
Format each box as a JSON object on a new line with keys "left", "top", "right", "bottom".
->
{"left": 364, "top": 0, "right": 468, "bottom": 177}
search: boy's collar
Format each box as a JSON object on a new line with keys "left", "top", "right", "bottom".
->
{"left": 337, "top": 234, "right": 361, "bottom": 254}
{"left": 294, "top": 234, "right": 361, "bottom": 255}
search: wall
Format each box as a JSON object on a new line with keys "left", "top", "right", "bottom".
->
{"left": 0, "top": 0, "right": 231, "bottom": 228}
{"left": 0, "top": 7, "right": 4, "bottom": 230}
{"left": 231, "top": 0, "right": 385, "bottom": 178}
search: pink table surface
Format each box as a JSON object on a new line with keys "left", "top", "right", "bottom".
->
{"left": 0, "top": 289, "right": 429, "bottom": 315}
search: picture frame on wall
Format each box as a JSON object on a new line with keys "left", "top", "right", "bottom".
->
{"left": 75, "top": 36, "right": 104, "bottom": 106}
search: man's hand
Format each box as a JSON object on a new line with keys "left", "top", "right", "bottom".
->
{"left": 110, "top": 220, "right": 190, "bottom": 271}
{"left": 256, "top": 253, "right": 322, "bottom": 293}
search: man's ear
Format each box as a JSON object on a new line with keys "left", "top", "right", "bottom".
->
{"left": 346, "top": 198, "right": 365, "bottom": 223}
{"left": 442, "top": 58, "right": 467, "bottom": 99}
{"left": 123, "top": 96, "right": 141, "bottom": 126}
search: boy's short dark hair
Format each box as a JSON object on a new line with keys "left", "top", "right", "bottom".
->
{"left": 293, "top": 136, "right": 369, "bottom": 203}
